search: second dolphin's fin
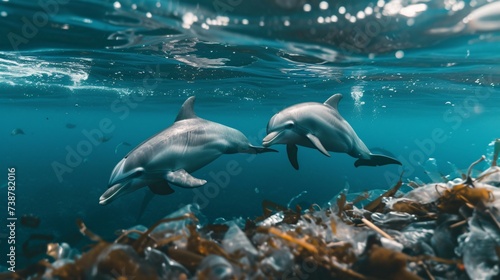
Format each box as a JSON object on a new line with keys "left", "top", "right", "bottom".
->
{"left": 175, "top": 96, "right": 198, "bottom": 122}
{"left": 306, "top": 133, "right": 330, "bottom": 157}
{"left": 354, "top": 154, "right": 402, "bottom": 167}
{"left": 166, "top": 169, "right": 207, "bottom": 188}
{"left": 287, "top": 144, "right": 299, "bottom": 170}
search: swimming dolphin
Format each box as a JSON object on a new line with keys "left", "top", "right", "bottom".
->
{"left": 262, "top": 94, "right": 401, "bottom": 169}
{"left": 99, "top": 96, "right": 276, "bottom": 205}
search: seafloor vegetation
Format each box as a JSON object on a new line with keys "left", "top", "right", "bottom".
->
{"left": 2, "top": 140, "right": 500, "bottom": 280}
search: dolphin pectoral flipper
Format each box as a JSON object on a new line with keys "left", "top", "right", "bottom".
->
{"left": 354, "top": 154, "right": 402, "bottom": 167}
{"left": 166, "top": 169, "right": 207, "bottom": 188}
{"left": 287, "top": 144, "right": 299, "bottom": 170}
{"left": 305, "top": 133, "right": 330, "bottom": 157}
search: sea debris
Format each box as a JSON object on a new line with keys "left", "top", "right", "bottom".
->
{"left": 4, "top": 141, "right": 500, "bottom": 279}
{"left": 354, "top": 235, "right": 421, "bottom": 280}
{"left": 457, "top": 209, "right": 500, "bottom": 280}
{"left": 436, "top": 156, "right": 494, "bottom": 214}
{"left": 196, "top": 255, "right": 238, "bottom": 279}
{"left": 361, "top": 218, "right": 395, "bottom": 240}
{"left": 287, "top": 190, "right": 308, "bottom": 209}
{"left": 363, "top": 171, "right": 404, "bottom": 213}
{"left": 46, "top": 242, "right": 80, "bottom": 261}
{"left": 477, "top": 139, "right": 500, "bottom": 187}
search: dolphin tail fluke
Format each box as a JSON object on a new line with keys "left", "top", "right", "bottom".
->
{"left": 354, "top": 154, "right": 402, "bottom": 167}
{"left": 248, "top": 145, "right": 278, "bottom": 154}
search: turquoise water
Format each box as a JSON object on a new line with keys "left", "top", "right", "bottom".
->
{"left": 1, "top": 0, "right": 500, "bottom": 268}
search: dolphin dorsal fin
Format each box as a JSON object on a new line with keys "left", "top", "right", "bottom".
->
{"left": 324, "top": 94, "right": 343, "bottom": 110}
{"left": 175, "top": 96, "right": 197, "bottom": 122}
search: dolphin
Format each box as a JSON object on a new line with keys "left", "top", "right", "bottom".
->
{"left": 99, "top": 96, "right": 276, "bottom": 205}
{"left": 262, "top": 93, "right": 401, "bottom": 169}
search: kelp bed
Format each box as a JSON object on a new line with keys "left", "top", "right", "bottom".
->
{"left": 3, "top": 140, "right": 500, "bottom": 280}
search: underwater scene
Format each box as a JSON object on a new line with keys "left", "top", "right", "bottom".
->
{"left": 1, "top": 0, "right": 500, "bottom": 279}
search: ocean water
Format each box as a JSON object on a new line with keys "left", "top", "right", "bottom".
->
{"left": 1, "top": 0, "right": 500, "bottom": 270}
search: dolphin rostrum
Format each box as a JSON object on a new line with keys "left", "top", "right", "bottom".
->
{"left": 262, "top": 93, "right": 401, "bottom": 169}
{"left": 99, "top": 96, "right": 276, "bottom": 205}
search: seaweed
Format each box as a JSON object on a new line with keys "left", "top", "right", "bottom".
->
{"left": 436, "top": 156, "right": 494, "bottom": 214}
{"left": 255, "top": 200, "right": 301, "bottom": 225}
{"left": 364, "top": 172, "right": 404, "bottom": 213}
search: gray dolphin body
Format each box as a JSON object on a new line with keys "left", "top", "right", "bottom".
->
{"left": 99, "top": 96, "right": 276, "bottom": 205}
{"left": 262, "top": 94, "right": 401, "bottom": 169}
